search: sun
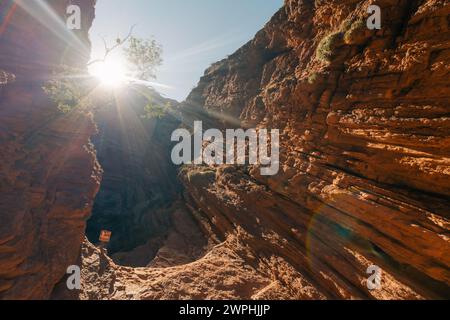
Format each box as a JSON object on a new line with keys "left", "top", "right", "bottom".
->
{"left": 89, "top": 59, "right": 127, "bottom": 87}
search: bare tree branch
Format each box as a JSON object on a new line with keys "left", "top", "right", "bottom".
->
{"left": 87, "top": 24, "right": 137, "bottom": 66}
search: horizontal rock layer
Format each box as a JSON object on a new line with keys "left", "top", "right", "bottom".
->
{"left": 33, "top": 0, "right": 450, "bottom": 300}
{"left": 0, "top": 0, "right": 99, "bottom": 299}
{"left": 75, "top": 0, "right": 449, "bottom": 300}
{"left": 179, "top": 0, "right": 450, "bottom": 298}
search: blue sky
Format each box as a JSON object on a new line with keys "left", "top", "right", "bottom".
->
{"left": 90, "top": 0, "right": 283, "bottom": 101}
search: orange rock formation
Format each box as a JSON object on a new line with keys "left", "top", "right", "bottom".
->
{"left": 1, "top": 0, "right": 449, "bottom": 300}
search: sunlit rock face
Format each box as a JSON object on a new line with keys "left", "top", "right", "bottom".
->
{"left": 2, "top": 0, "right": 449, "bottom": 301}
{"left": 73, "top": 0, "right": 449, "bottom": 300}
{"left": 0, "top": 0, "right": 99, "bottom": 299}
{"left": 180, "top": 0, "right": 450, "bottom": 298}
{"left": 0, "top": 0, "right": 95, "bottom": 77}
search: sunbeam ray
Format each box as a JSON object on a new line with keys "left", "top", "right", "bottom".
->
{"left": 127, "top": 77, "right": 174, "bottom": 90}
{"left": 164, "top": 30, "right": 248, "bottom": 64}
{"left": 0, "top": 0, "right": 17, "bottom": 36}
{"left": 15, "top": 0, "right": 89, "bottom": 58}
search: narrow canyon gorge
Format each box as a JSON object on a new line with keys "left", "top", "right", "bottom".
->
{"left": 0, "top": 0, "right": 449, "bottom": 300}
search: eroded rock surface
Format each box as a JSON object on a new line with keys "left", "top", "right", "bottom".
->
{"left": 181, "top": 0, "right": 450, "bottom": 299}
{"left": 72, "top": 0, "right": 449, "bottom": 299}
{"left": 0, "top": 0, "right": 99, "bottom": 299}
{"left": 2, "top": 0, "right": 449, "bottom": 300}
{"left": 178, "top": 0, "right": 450, "bottom": 299}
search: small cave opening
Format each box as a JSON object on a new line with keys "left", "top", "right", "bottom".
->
{"left": 85, "top": 89, "right": 207, "bottom": 267}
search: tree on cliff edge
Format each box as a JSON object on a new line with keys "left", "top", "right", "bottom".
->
{"left": 43, "top": 27, "right": 167, "bottom": 118}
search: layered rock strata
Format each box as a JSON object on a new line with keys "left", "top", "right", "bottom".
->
{"left": 0, "top": 0, "right": 99, "bottom": 299}
{"left": 71, "top": 0, "right": 449, "bottom": 300}
{"left": 3, "top": 0, "right": 449, "bottom": 300}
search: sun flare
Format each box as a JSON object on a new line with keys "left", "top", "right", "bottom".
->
{"left": 89, "top": 59, "right": 127, "bottom": 87}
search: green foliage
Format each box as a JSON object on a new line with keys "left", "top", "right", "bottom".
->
{"left": 341, "top": 19, "right": 354, "bottom": 32}
{"left": 180, "top": 165, "right": 216, "bottom": 183}
{"left": 135, "top": 84, "right": 171, "bottom": 119}
{"left": 44, "top": 34, "right": 164, "bottom": 114}
{"left": 315, "top": 31, "right": 343, "bottom": 62}
{"left": 43, "top": 66, "right": 92, "bottom": 113}
{"left": 343, "top": 19, "right": 366, "bottom": 44}
{"left": 125, "top": 36, "right": 163, "bottom": 81}
{"left": 307, "top": 72, "right": 319, "bottom": 84}
{"left": 143, "top": 100, "right": 171, "bottom": 119}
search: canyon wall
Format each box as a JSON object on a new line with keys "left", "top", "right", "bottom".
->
{"left": 71, "top": 0, "right": 449, "bottom": 300}
{"left": 0, "top": 0, "right": 99, "bottom": 299}
{"left": 86, "top": 89, "right": 207, "bottom": 267}
{"left": 180, "top": 0, "right": 450, "bottom": 298}
{"left": 2, "top": 0, "right": 448, "bottom": 300}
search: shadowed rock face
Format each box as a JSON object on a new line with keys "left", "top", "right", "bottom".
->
{"left": 85, "top": 89, "right": 197, "bottom": 265}
{"left": 73, "top": 0, "right": 449, "bottom": 300}
{"left": 0, "top": 0, "right": 99, "bottom": 299}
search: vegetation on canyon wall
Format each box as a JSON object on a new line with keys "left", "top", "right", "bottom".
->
{"left": 43, "top": 32, "right": 165, "bottom": 118}
{"left": 316, "top": 31, "right": 344, "bottom": 62}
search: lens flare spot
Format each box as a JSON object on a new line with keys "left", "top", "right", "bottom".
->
{"left": 89, "top": 59, "right": 126, "bottom": 87}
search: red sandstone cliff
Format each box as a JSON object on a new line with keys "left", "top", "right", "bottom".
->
{"left": 0, "top": 0, "right": 99, "bottom": 299}
{"left": 72, "top": 0, "right": 449, "bottom": 300}
{"left": 179, "top": 0, "right": 450, "bottom": 299}
{"left": 1, "top": 0, "right": 449, "bottom": 300}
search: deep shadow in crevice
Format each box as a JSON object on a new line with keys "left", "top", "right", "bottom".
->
{"left": 85, "top": 88, "right": 207, "bottom": 267}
